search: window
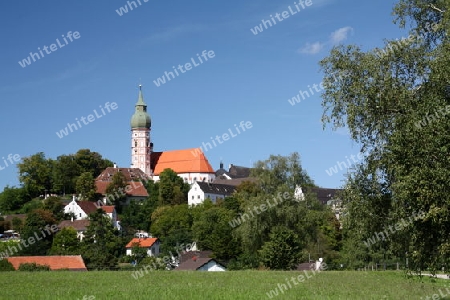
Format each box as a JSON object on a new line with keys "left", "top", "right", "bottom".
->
{"left": 197, "top": 195, "right": 200, "bottom": 199}
{"left": 191, "top": 196, "right": 194, "bottom": 200}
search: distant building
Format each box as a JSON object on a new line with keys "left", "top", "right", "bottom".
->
{"left": 58, "top": 219, "right": 90, "bottom": 241}
{"left": 175, "top": 256, "right": 226, "bottom": 271}
{"left": 215, "top": 163, "right": 252, "bottom": 180}
{"left": 63, "top": 196, "right": 120, "bottom": 230}
{"left": 128, "top": 86, "right": 216, "bottom": 183}
{"left": 95, "top": 167, "right": 149, "bottom": 205}
{"left": 7, "top": 255, "right": 87, "bottom": 271}
{"left": 125, "top": 237, "right": 160, "bottom": 257}
{"left": 188, "top": 182, "right": 236, "bottom": 206}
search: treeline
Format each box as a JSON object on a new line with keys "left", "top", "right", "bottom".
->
{"left": 0, "top": 149, "right": 112, "bottom": 212}
{"left": 0, "top": 152, "right": 342, "bottom": 270}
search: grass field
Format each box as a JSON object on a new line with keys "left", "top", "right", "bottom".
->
{"left": 0, "top": 270, "right": 448, "bottom": 300}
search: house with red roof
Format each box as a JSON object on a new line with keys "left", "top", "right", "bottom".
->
{"left": 95, "top": 167, "right": 149, "bottom": 205}
{"left": 7, "top": 255, "right": 87, "bottom": 271}
{"left": 125, "top": 237, "right": 160, "bottom": 257}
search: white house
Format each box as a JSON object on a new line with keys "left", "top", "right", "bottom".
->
{"left": 125, "top": 237, "right": 160, "bottom": 257}
{"left": 175, "top": 257, "right": 226, "bottom": 271}
{"left": 188, "top": 181, "right": 236, "bottom": 206}
{"left": 64, "top": 196, "right": 120, "bottom": 230}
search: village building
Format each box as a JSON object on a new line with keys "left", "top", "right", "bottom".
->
{"left": 188, "top": 181, "right": 236, "bottom": 206}
{"left": 63, "top": 196, "right": 120, "bottom": 230}
{"left": 125, "top": 237, "right": 160, "bottom": 257}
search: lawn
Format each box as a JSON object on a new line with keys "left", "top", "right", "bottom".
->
{"left": 0, "top": 270, "right": 448, "bottom": 300}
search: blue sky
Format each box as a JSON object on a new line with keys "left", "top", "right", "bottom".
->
{"left": 0, "top": 0, "right": 406, "bottom": 191}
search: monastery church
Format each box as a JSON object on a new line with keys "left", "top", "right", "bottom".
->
{"left": 95, "top": 86, "right": 217, "bottom": 198}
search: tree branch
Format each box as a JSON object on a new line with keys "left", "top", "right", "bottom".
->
{"left": 429, "top": 4, "right": 445, "bottom": 13}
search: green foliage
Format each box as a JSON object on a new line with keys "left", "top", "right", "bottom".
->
{"left": 18, "top": 263, "right": 50, "bottom": 271}
{"left": 139, "top": 256, "right": 166, "bottom": 270}
{"left": 11, "top": 217, "right": 24, "bottom": 233}
{"left": 20, "top": 209, "right": 58, "bottom": 256}
{"left": 73, "top": 149, "right": 113, "bottom": 177}
{"left": 0, "top": 259, "right": 15, "bottom": 271}
{"left": 150, "top": 205, "right": 193, "bottom": 254}
{"left": 192, "top": 207, "right": 240, "bottom": 260}
{"left": 42, "top": 196, "right": 65, "bottom": 221}
{"left": 19, "top": 199, "right": 43, "bottom": 214}
{"left": 81, "top": 209, "right": 121, "bottom": 270}
{"left": 319, "top": 0, "right": 450, "bottom": 272}
{"left": 17, "top": 152, "right": 53, "bottom": 198}
{"left": 0, "top": 186, "right": 30, "bottom": 213}
{"left": 120, "top": 197, "right": 157, "bottom": 233}
{"left": 0, "top": 240, "right": 22, "bottom": 258}
{"left": 158, "top": 169, "right": 189, "bottom": 206}
{"left": 75, "top": 172, "right": 97, "bottom": 201}
{"left": 50, "top": 227, "right": 81, "bottom": 255}
{"left": 130, "top": 243, "right": 148, "bottom": 264}
{"left": 227, "top": 252, "right": 260, "bottom": 270}
{"left": 16, "top": 149, "right": 112, "bottom": 198}
{"left": 105, "top": 172, "right": 127, "bottom": 208}
{"left": 52, "top": 154, "right": 80, "bottom": 195}
{"left": 259, "top": 227, "right": 301, "bottom": 270}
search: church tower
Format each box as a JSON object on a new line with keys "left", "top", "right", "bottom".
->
{"left": 130, "top": 85, "right": 152, "bottom": 176}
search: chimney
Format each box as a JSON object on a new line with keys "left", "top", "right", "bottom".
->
{"left": 220, "top": 161, "right": 223, "bottom": 169}
{"left": 114, "top": 163, "right": 118, "bottom": 168}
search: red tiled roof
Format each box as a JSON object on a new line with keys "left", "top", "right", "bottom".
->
{"left": 102, "top": 206, "right": 115, "bottom": 214}
{"left": 95, "top": 181, "right": 148, "bottom": 197}
{"left": 96, "top": 167, "right": 150, "bottom": 182}
{"left": 7, "top": 256, "right": 87, "bottom": 271}
{"left": 125, "top": 237, "right": 158, "bottom": 248}
{"left": 77, "top": 201, "right": 99, "bottom": 215}
{"left": 151, "top": 149, "right": 215, "bottom": 175}
{"left": 59, "top": 220, "right": 90, "bottom": 231}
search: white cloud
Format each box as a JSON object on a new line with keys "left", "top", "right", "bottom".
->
{"left": 298, "top": 26, "right": 354, "bottom": 55}
{"left": 298, "top": 42, "right": 325, "bottom": 54}
{"left": 330, "top": 26, "right": 354, "bottom": 44}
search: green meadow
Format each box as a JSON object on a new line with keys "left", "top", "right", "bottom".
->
{"left": 0, "top": 271, "right": 448, "bottom": 300}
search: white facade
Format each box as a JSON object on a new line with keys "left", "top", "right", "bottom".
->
{"left": 152, "top": 172, "right": 215, "bottom": 185}
{"left": 126, "top": 240, "right": 160, "bottom": 257}
{"left": 188, "top": 182, "right": 230, "bottom": 206}
{"left": 131, "top": 128, "right": 152, "bottom": 176}
{"left": 64, "top": 197, "right": 88, "bottom": 220}
{"left": 198, "top": 260, "right": 226, "bottom": 271}
{"left": 64, "top": 197, "right": 119, "bottom": 229}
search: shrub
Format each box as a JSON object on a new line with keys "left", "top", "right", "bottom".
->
{"left": 0, "top": 259, "right": 15, "bottom": 271}
{"left": 18, "top": 263, "right": 50, "bottom": 271}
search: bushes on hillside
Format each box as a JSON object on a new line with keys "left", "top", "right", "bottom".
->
{"left": 18, "top": 263, "right": 50, "bottom": 271}
{"left": 0, "top": 259, "right": 15, "bottom": 271}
